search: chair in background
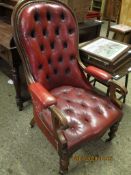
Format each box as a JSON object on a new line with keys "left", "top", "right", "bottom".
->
{"left": 86, "top": 10, "right": 101, "bottom": 20}
{"left": 12, "top": 0, "right": 127, "bottom": 174}
{"left": 106, "top": 0, "right": 131, "bottom": 43}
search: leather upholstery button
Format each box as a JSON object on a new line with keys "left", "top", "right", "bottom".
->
{"left": 65, "top": 68, "right": 70, "bottom": 74}
{"left": 48, "top": 58, "right": 52, "bottom": 64}
{"left": 46, "top": 75, "right": 50, "bottom": 80}
{"left": 70, "top": 55, "right": 75, "bottom": 61}
{"left": 84, "top": 119, "right": 89, "bottom": 123}
{"left": 68, "top": 28, "right": 74, "bottom": 34}
{"left": 40, "top": 44, "right": 44, "bottom": 51}
{"left": 65, "top": 109, "right": 73, "bottom": 114}
{"left": 55, "top": 27, "right": 59, "bottom": 35}
{"left": 30, "top": 29, "right": 35, "bottom": 38}
{"left": 60, "top": 12, "right": 65, "bottom": 20}
{"left": 38, "top": 64, "right": 43, "bottom": 70}
{"left": 94, "top": 106, "right": 103, "bottom": 115}
{"left": 58, "top": 56, "right": 63, "bottom": 63}
{"left": 46, "top": 11, "right": 51, "bottom": 21}
{"left": 66, "top": 100, "right": 71, "bottom": 103}
{"left": 50, "top": 41, "right": 55, "bottom": 49}
{"left": 54, "top": 68, "right": 58, "bottom": 74}
{"left": 34, "top": 11, "right": 40, "bottom": 21}
{"left": 63, "top": 41, "right": 67, "bottom": 48}
{"left": 42, "top": 29, "right": 48, "bottom": 37}
{"left": 81, "top": 103, "right": 86, "bottom": 108}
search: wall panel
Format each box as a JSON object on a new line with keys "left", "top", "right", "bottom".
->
{"left": 120, "top": 0, "right": 131, "bottom": 26}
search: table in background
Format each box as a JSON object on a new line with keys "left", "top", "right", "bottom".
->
{"left": 80, "top": 45, "right": 131, "bottom": 103}
{"left": 79, "top": 20, "right": 102, "bottom": 43}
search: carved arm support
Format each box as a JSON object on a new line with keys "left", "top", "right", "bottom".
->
{"left": 29, "top": 82, "right": 69, "bottom": 145}
{"left": 107, "top": 80, "right": 127, "bottom": 108}
{"left": 49, "top": 105, "right": 69, "bottom": 148}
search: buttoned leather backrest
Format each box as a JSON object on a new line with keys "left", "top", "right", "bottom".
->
{"left": 15, "top": 0, "right": 91, "bottom": 90}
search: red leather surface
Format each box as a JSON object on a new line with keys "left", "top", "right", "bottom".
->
{"left": 19, "top": 2, "right": 91, "bottom": 91}
{"left": 29, "top": 82, "right": 56, "bottom": 110}
{"left": 40, "top": 86, "right": 122, "bottom": 150}
{"left": 16, "top": 1, "right": 123, "bottom": 151}
{"left": 86, "top": 11, "right": 101, "bottom": 19}
{"left": 85, "top": 66, "right": 112, "bottom": 82}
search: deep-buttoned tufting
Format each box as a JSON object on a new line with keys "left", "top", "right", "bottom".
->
{"left": 19, "top": 2, "right": 91, "bottom": 91}
{"left": 40, "top": 86, "right": 122, "bottom": 150}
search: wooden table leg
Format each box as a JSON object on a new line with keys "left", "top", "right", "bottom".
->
{"left": 12, "top": 66, "right": 23, "bottom": 111}
{"left": 11, "top": 48, "right": 23, "bottom": 111}
{"left": 125, "top": 73, "right": 129, "bottom": 88}
{"left": 123, "top": 73, "right": 129, "bottom": 103}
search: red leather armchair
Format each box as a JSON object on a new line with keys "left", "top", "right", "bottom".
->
{"left": 12, "top": 0, "right": 127, "bottom": 174}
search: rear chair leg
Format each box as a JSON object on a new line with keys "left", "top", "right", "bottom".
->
{"left": 106, "top": 121, "right": 120, "bottom": 142}
{"left": 30, "top": 117, "right": 35, "bottom": 128}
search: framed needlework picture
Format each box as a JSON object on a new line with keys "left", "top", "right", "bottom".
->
{"left": 80, "top": 37, "right": 129, "bottom": 63}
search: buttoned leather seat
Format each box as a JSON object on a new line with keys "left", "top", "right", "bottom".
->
{"left": 12, "top": 0, "right": 127, "bottom": 174}
{"left": 41, "top": 86, "right": 122, "bottom": 150}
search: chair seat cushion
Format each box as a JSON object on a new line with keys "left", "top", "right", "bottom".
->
{"left": 40, "top": 86, "right": 122, "bottom": 150}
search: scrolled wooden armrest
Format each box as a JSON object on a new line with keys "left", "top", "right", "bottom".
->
{"left": 49, "top": 105, "right": 69, "bottom": 146}
{"left": 108, "top": 80, "right": 128, "bottom": 108}
{"left": 49, "top": 105, "right": 69, "bottom": 130}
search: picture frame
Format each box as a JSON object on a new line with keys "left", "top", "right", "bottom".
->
{"left": 79, "top": 37, "right": 130, "bottom": 63}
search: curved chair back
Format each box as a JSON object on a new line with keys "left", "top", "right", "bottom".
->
{"left": 12, "top": 0, "right": 90, "bottom": 90}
